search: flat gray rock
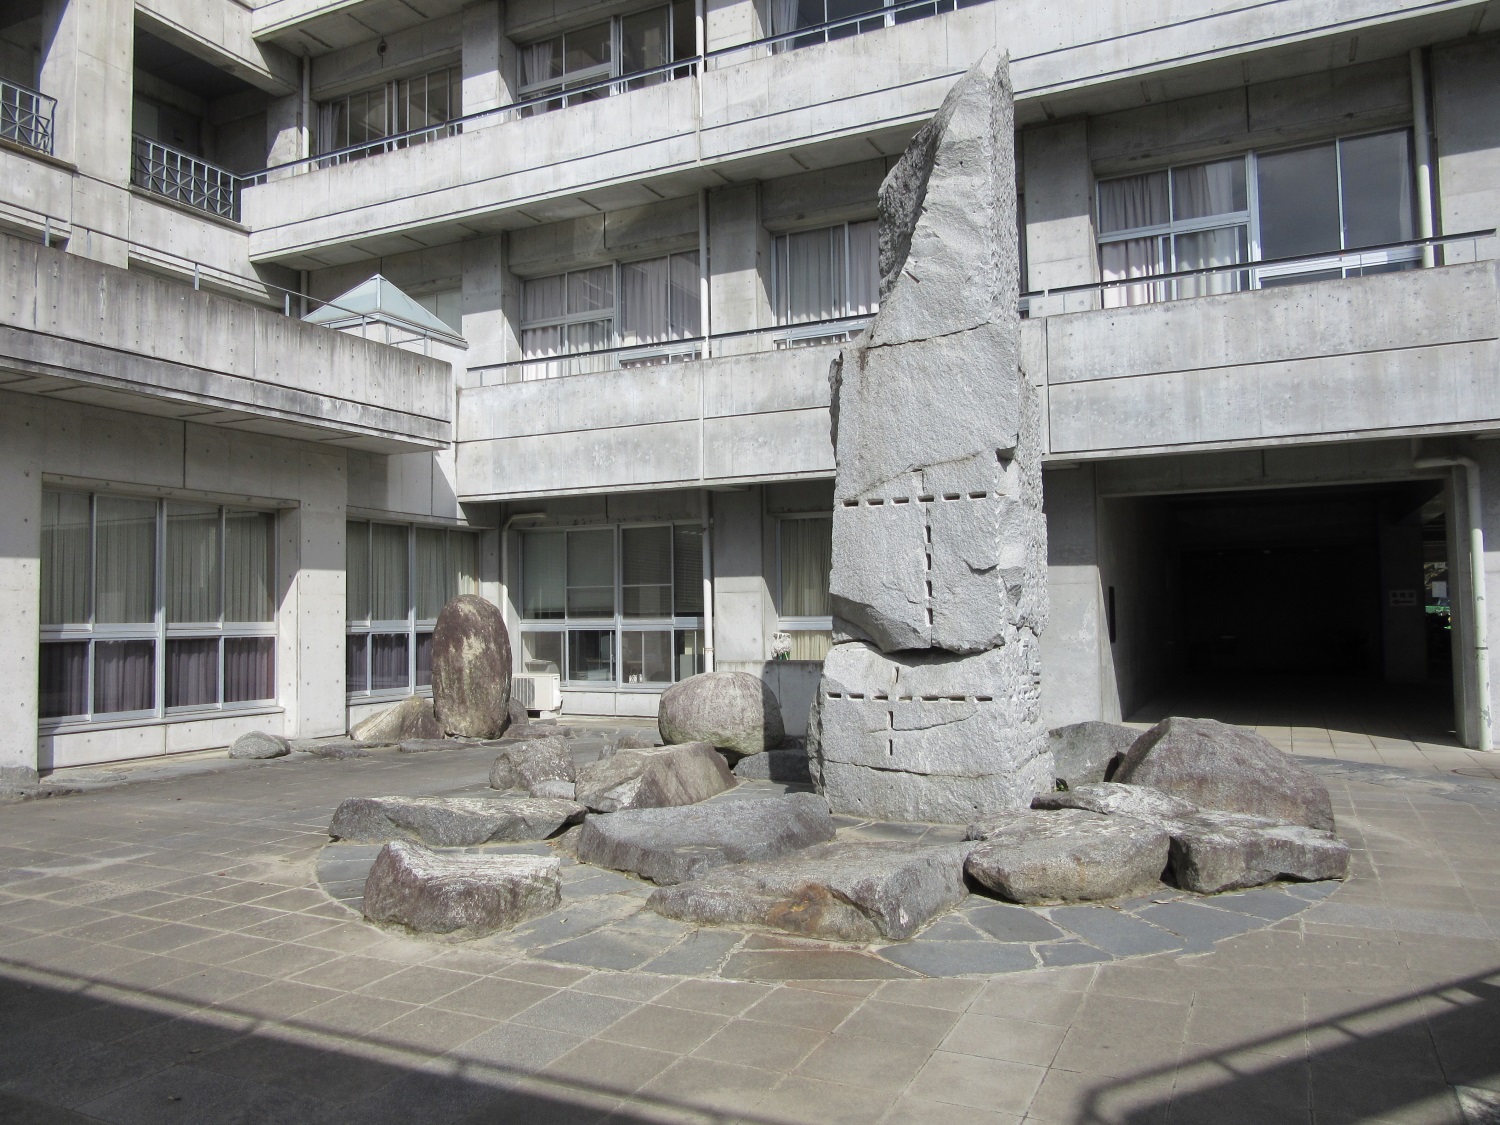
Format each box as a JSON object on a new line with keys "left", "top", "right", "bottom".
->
{"left": 658, "top": 671, "right": 785, "bottom": 757}
{"left": 574, "top": 742, "right": 735, "bottom": 813}
{"left": 292, "top": 739, "right": 388, "bottom": 758}
{"left": 399, "top": 739, "right": 457, "bottom": 754}
{"left": 328, "top": 795, "right": 584, "bottom": 847}
{"left": 1033, "top": 782, "right": 1199, "bottom": 822}
{"left": 351, "top": 696, "right": 443, "bottom": 743}
{"left": 575, "top": 793, "right": 836, "bottom": 885}
{"left": 431, "top": 594, "right": 511, "bottom": 739}
{"left": 229, "top": 731, "right": 289, "bottom": 759}
{"left": 964, "top": 809, "right": 1170, "bottom": 904}
{"left": 1169, "top": 812, "right": 1350, "bottom": 894}
{"left": 489, "top": 736, "right": 576, "bottom": 792}
{"left": 1115, "top": 716, "right": 1335, "bottom": 831}
{"left": 530, "top": 779, "right": 576, "bottom": 801}
{"left": 732, "top": 748, "right": 813, "bottom": 784}
{"left": 1049, "top": 722, "right": 1140, "bottom": 787}
{"left": 363, "top": 841, "right": 560, "bottom": 938}
{"left": 647, "top": 840, "right": 969, "bottom": 942}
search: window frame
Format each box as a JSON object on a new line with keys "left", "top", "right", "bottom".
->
{"left": 517, "top": 2, "right": 695, "bottom": 111}
{"left": 775, "top": 513, "right": 833, "bottom": 661}
{"left": 316, "top": 63, "right": 463, "bottom": 160}
{"left": 771, "top": 219, "right": 880, "bottom": 346}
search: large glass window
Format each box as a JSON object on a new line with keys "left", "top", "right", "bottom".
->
{"left": 773, "top": 221, "right": 880, "bottom": 345}
{"left": 777, "top": 516, "right": 833, "bottom": 660}
{"left": 317, "top": 65, "right": 462, "bottom": 160}
{"left": 766, "top": 0, "right": 981, "bottom": 49}
{"left": 346, "top": 521, "right": 481, "bottom": 697}
{"left": 519, "top": 3, "right": 694, "bottom": 113}
{"left": 519, "top": 523, "right": 706, "bottom": 688}
{"left": 1097, "top": 130, "right": 1417, "bottom": 307}
{"left": 39, "top": 492, "right": 277, "bottom": 723}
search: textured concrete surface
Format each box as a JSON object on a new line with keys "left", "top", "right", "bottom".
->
{"left": 0, "top": 717, "right": 1497, "bottom": 1123}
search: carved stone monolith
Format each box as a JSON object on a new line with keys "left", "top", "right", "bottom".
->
{"left": 808, "top": 52, "right": 1052, "bottom": 823}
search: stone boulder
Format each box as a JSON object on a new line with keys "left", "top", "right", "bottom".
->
{"left": 648, "top": 840, "right": 969, "bottom": 941}
{"left": 530, "top": 779, "right": 576, "bottom": 801}
{"left": 496, "top": 723, "right": 573, "bottom": 742}
{"left": 732, "top": 748, "right": 813, "bottom": 785}
{"left": 1033, "top": 781, "right": 1199, "bottom": 822}
{"left": 658, "top": 671, "right": 785, "bottom": 757}
{"left": 509, "top": 698, "right": 530, "bottom": 727}
{"left": 574, "top": 742, "right": 735, "bottom": 813}
{"left": 575, "top": 793, "right": 836, "bottom": 885}
{"left": 963, "top": 809, "right": 1170, "bottom": 904}
{"left": 328, "top": 795, "right": 584, "bottom": 847}
{"left": 1169, "top": 811, "right": 1350, "bottom": 893}
{"left": 350, "top": 697, "right": 444, "bottom": 743}
{"left": 1049, "top": 721, "right": 1140, "bottom": 787}
{"left": 1114, "top": 717, "right": 1335, "bottom": 831}
{"left": 291, "top": 739, "right": 387, "bottom": 758}
{"left": 363, "top": 841, "right": 560, "bottom": 938}
{"left": 488, "top": 736, "right": 576, "bottom": 794}
{"left": 431, "top": 595, "right": 512, "bottom": 739}
{"left": 229, "top": 731, "right": 289, "bottom": 759}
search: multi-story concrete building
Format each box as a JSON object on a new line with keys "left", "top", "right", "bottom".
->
{"left": 2, "top": 0, "right": 1497, "bottom": 783}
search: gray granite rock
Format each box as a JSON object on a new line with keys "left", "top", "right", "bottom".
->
{"left": 1048, "top": 722, "right": 1140, "bottom": 787}
{"left": 1169, "top": 811, "right": 1350, "bottom": 893}
{"left": 292, "top": 739, "right": 387, "bottom": 758}
{"left": 431, "top": 594, "right": 512, "bottom": 739}
{"left": 530, "top": 779, "right": 577, "bottom": 801}
{"left": 350, "top": 696, "right": 444, "bottom": 743}
{"left": 488, "top": 736, "right": 576, "bottom": 793}
{"left": 648, "top": 840, "right": 969, "bottom": 941}
{"left": 229, "top": 731, "right": 289, "bottom": 759}
{"left": 659, "top": 671, "right": 786, "bottom": 757}
{"left": 496, "top": 723, "right": 574, "bottom": 742}
{"left": 1033, "top": 781, "right": 1199, "bottom": 822}
{"left": 1115, "top": 716, "right": 1335, "bottom": 831}
{"left": 328, "top": 795, "right": 584, "bottom": 846}
{"left": 574, "top": 742, "right": 735, "bottom": 813}
{"left": 399, "top": 738, "right": 456, "bottom": 754}
{"left": 509, "top": 698, "right": 530, "bottom": 727}
{"left": 963, "top": 809, "right": 1170, "bottom": 904}
{"left": 732, "top": 748, "right": 813, "bottom": 784}
{"left": 575, "top": 793, "right": 836, "bottom": 885}
{"left": 363, "top": 841, "right": 560, "bottom": 938}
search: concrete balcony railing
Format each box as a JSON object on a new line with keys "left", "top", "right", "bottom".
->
{"left": 1, "top": 78, "right": 55, "bottom": 156}
{"left": 0, "top": 234, "right": 452, "bottom": 451}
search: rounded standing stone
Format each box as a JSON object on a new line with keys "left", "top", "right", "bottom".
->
{"left": 430, "top": 594, "right": 512, "bottom": 739}
{"left": 228, "top": 731, "right": 289, "bottom": 759}
{"left": 658, "top": 671, "right": 785, "bottom": 757}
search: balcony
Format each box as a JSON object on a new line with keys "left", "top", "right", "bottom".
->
{"left": 131, "top": 136, "right": 241, "bottom": 222}
{"left": 1, "top": 78, "right": 55, "bottom": 156}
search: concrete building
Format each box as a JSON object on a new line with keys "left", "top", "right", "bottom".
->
{"left": 2, "top": 0, "right": 1498, "bottom": 782}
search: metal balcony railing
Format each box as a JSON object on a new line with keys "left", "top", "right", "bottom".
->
{"left": 1, "top": 78, "right": 56, "bottom": 155}
{"left": 131, "top": 135, "right": 240, "bottom": 221}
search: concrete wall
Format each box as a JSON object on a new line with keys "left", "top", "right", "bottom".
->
{"left": 1433, "top": 36, "right": 1500, "bottom": 265}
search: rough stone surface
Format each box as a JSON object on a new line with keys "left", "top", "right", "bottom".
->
{"left": 575, "top": 793, "right": 837, "bottom": 885}
{"left": 1115, "top": 717, "right": 1336, "bottom": 831}
{"left": 732, "top": 749, "right": 813, "bottom": 784}
{"left": 1049, "top": 722, "right": 1140, "bottom": 787}
{"left": 509, "top": 698, "right": 530, "bottom": 727}
{"left": 1169, "top": 812, "right": 1351, "bottom": 893}
{"left": 399, "top": 739, "right": 457, "bottom": 754}
{"left": 647, "top": 841, "right": 970, "bottom": 942}
{"left": 574, "top": 742, "right": 736, "bottom": 813}
{"left": 498, "top": 724, "right": 573, "bottom": 742}
{"left": 963, "top": 809, "right": 1170, "bottom": 904}
{"left": 530, "top": 779, "right": 576, "bottom": 800}
{"left": 350, "top": 697, "right": 444, "bottom": 743}
{"left": 362, "top": 841, "right": 560, "bottom": 938}
{"left": 430, "top": 595, "right": 512, "bottom": 739}
{"left": 1033, "top": 782, "right": 1199, "bottom": 822}
{"left": 229, "top": 731, "right": 289, "bottom": 760}
{"left": 328, "top": 795, "right": 584, "bottom": 847}
{"left": 292, "top": 739, "right": 385, "bottom": 759}
{"left": 658, "top": 671, "right": 786, "bottom": 757}
{"left": 488, "top": 736, "right": 576, "bottom": 793}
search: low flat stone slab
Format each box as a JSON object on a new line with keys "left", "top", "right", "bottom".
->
{"left": 229, "top": 732, "right": 289, "bottom": 759}
{"left": 575, "top": 742, "right": 735, "bottom": 813}
{"left": 647, "top": 840, "right": 969, "bottom": 942}
{"left": 731, "top": 749, "right": 813, "bottom": 785}
{"left": 292, "top": 739, "right": 391, "bottom": 759}
{"left": 1033, "top": 782, "right": 1198, "bottom": 821}
{"left": 328, "top": 795, "right": 585, "bottom": 847}
{"left": 531, "top": 780, "right": 577, "bottom": 800}
{"left": 489, "top": 736, "right": 576, "bottom": 794}
{"left": 575, "top": 793, "right": 836, "bottom": 885}
{"left": 399, "top": 739, "right": 458, "bottom": 754}
{"left": 363, "top": 840, "right": 560, "bottom": 938}
{"left": 351, "top": 696, "right": 443, "bottom": 743}
{"left": 965, "top": 809, "right": 1170, "bottom": 904}
{"left": 1170, "top": 811, "right": 1350, "bottom": 893}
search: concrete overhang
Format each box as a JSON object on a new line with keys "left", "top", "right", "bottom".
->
{"left": 137, "top": 1, "right": 299, "bottom": 96}
{"left": 0, "top": 235, "right": 452, "bottom": 453}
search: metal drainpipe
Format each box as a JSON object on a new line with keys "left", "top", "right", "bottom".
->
{"left": 1410, "top": 47, "right": 1437, "bottom": 269}
{"left": 1415, "top": 454, "right": 1492, "bottom": 752}
{"left": 300, "top": 55, "right": 312, "bottom": 161}
{"left": 701, "top": 490, "right": 715, "bottom": 673}
{"left": 499, "top": 511, "right": 546, "bottom": 664}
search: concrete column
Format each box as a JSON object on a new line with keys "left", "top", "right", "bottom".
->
{"left": 710, "top": 486, "right": 770, "bottom": 664}
{"left": 1021, "top": 121, "right": 1098, "bottom": 316}
{"left": 279, "top": 447, "right": 348, "bottom": 738}
{"left": 0, "top": 395, "right": 44, "bottom": 784}
{"left": 265, "top": 93, "right": 302, "bottom": 169}
{"left": 706, "top": 0, "right": 763, "bottom": 51}
{"left": 463, "top": 1, "right": 515, "bottom": 122}
{"left": 1431, "top": 38, "right": 1500, "bottom": 265}
{"left": 462, "top": 233, "right": 517, "bottom": 375}
{"left": 707, "top": 184, "right": 768, "bottom": 354}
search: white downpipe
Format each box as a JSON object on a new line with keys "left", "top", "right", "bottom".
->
{"left": 300, "top": 55, "right": 312, "bottom": 161}
{"left": 1410, "top": 47, "right": 1436, "bottom": 269}
{"left": 499, "top": 511, "right": 546, "bottom": 658}
{"left": 701, "top": 490, "right": 715, "bottom": 673}
{"left": 1416, "top": 455, "right": 1491, "bottom": 752}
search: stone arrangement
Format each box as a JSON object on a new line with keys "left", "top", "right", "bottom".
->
{"left": 362, "top": 841, "right": 561, "bottom": 939}
{"left": 430, "top": 594, "right": 513, "bottom": 739}
{"left": 657, "top": 670, "right": 785, "bottom": 758}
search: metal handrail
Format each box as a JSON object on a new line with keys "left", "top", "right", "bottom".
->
{"left": 131, "top": 135, "right": 240, "bottom": 221}
{"left": 1, "top": 77, "right": 56, "bottom": 155}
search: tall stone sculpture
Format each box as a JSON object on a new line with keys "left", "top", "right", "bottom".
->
{"left": 808, "top": 52, "right": 1051, "bottom": 823}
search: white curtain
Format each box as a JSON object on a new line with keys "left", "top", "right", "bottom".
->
{"left": 769, "top": 0, "right": 805, "bottom": 41}
{"left": 451, "top": 532, "right": 480, "bottom": 597}
{"left": 38, "top": 642, "right": 88, "bottom": 719}
{"left": 414, "top": 527, "right": 446, "bottom": 620}
{"left": 523, "top": 38, "right": 559, "bottom": 87}
{"left": 621, "top": 257, "right": 669, "bottom": 347}
{"left": 40, "top": 490, "right": 89, "bottom": 626}
{"left": 1098, "top": 170, "right": 1169, "bottom": 234}
{"left": 847, "top": 221, "right": 879, "bottom": 315}
{"left": 94, "top": 497, "right": 156, "bottom": 625}
{"left": 522, "top": 532, "right": 566, "bottom": 619}
{"left": 1174, "top": 228, "right": 1247, "bottom": 298}
{"left": 669, "top": 252, "right": 700, "bottom": 337}
{"left": 346, "top": 521, "right": 370, "bottom": 621}
{"left": 370, "top": 633, "right": 409, "bottom": 690}
{"left": 780, "top": 517, "right": 832, "bottom": 616}
{"left": 225, "top": 510, "right": 274, "bottom": 622}
{"left": 94, "top": 639, "right": 154, "bottom": 714}
{"left": 167, "top": 503, "right": 219, "bottom": 624}
{"left": 1171, "top": 159, "right": 1243, "bottom": 221}
{"left": 166, "top": 638, "right": 217, "bottom": 707}
{"left": 370, "top": 523, "right": 408, "bottom": 622}
{"left": 779, "top": 228, "right": 843, "bottom": 323}
{"left": 788, "top": 630, "right": 832, "bottom": 660}
{"left": 225, "top": 637, "right": 275, "bottom": 703}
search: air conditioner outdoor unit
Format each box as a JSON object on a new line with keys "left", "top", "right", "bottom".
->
{"left": 512, "top": 667, "right": 562, "bottom": 715}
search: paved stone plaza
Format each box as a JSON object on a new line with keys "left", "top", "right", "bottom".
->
{"left": 2, "top": 722, "right": 1498, "bottom": 1124}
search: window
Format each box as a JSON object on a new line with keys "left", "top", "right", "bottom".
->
{"left": 519, "top": 524, "right": 706, "bottom": 687}
{"left": 519, "top": 253, "right": 700, "bottom": 379}
{"left": 317, "top": 65, "right": 462, "bottom": 160}
{"left": 38, "top": 491, "right": 277, "bottom": 723}
{"left": 773, "top": 221, "right": 880, "bottom": 346}
{"left": 1097, "top": 129, "right": 1417, "bottom": 307}
{"left": 765, "top": 0, "right": 981, "bottom": 50}
{"left": 346, "top": 522, "right": 481, "bottom": 697}
{"left": 777, "top": 516, "right": 833, "bottom": 660}
{"left": 520, "top": 2, "right": 695, "bottom": 113}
